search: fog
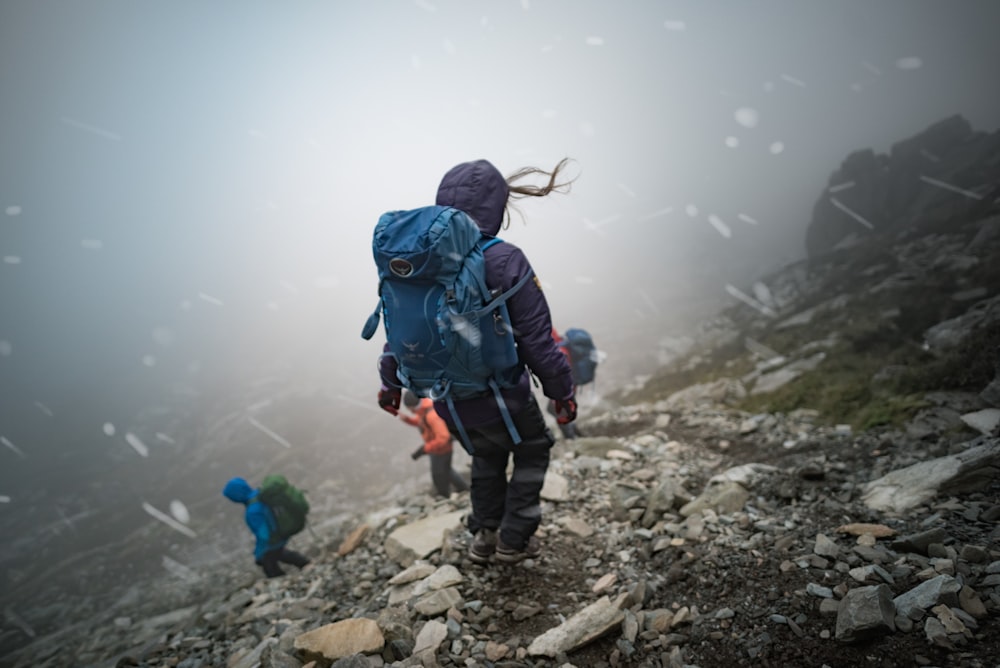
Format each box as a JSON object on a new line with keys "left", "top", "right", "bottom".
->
{"left": 1, "top": 1, "right": 999, "bottom": 546}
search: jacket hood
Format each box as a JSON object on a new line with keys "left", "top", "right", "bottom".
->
{"left": 435, "top": 159, "right": 509, "bottom": 236}
{"left": 222, "top": 477, "right": 255, "bottom": 504}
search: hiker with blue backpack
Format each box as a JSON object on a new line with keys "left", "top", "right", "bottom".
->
{"left": 222, "top": 476, "right": 310, "bottom": 578}
{"left": 362, "top": 157, "right": 577, "bottom": 564}
{"left": 548, "top": 327, "right": 600, "bottom": 439}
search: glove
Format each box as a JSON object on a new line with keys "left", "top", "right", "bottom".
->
{"left": 554, "top": 397, "right": 577, "bottom": 424}
{"left": 378, "top": 388, "right": 401, "bottom": 416}
{"left": 411, "top": 445, "right": 426, "bottom": 460}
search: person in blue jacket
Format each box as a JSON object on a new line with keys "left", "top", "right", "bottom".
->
{"left": 222, "top": 477, "right": 310, "bottom": 578}
{"left": 377, "top": 158, "right": 577, "bottom": 564}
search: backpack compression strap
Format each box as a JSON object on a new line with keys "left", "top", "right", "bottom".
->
{"left": 444, "top": 267, "right": 535, "bottom": 454}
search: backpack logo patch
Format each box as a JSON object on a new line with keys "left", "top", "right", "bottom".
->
{"left": 389, "top": 258, "right": 413, "bottom": 277}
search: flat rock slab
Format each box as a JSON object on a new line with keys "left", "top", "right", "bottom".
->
{"left": 294, "top": 618, "right": 384, "bottom": 660}
{"left": 861, "top": 439, "right": 1000, "bottom": 513}
{"left": 528, "top": 594, "right": 627, "bottom": 657}
{"left": 384, "top": 511, "right": 465, "bottom": 566}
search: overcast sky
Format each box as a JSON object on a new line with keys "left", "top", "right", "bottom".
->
{"left": 2, "top": 1, "right": 999, "bottom": 479}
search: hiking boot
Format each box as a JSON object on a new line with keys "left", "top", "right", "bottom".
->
{"left": 495, "top": 535, "right": 541, "bottom": 564}
{"left": 468, "top": 529, "right": 497, "bottom": 564}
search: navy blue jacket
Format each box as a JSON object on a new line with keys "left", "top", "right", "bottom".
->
{"left": 380, "top": 159, "right": 574, "bottom": 428}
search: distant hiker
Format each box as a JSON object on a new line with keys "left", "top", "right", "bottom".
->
{"left": 363, "top": 158, "right": 577, "bottom": 564}
{"left": 222, "top": 476, "right": 310, "bottom": 578}
{"left": 401, "top": 391, "right": 470, "bottom": 497}
{"left": 548, "top": 327, "right": 600, "bottom": 439}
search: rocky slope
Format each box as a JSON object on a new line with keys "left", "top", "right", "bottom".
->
{"left": 3, "top": 116, "right": 1000, "bottom": 668}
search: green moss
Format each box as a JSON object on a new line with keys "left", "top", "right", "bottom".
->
{"left": 736, "top": 340, "right": 935, "bottom": 429}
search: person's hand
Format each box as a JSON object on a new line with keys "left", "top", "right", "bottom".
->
{"left": 378, "top": 388, "right": 401, "bottom": 416}
{"left": 411, "top": 445, "right": 426, "bottom": 460}
{"left": 554, "top": 397, "right": 577, "bottom": 424}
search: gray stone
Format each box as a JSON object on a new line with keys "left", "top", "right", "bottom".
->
{"left": 893, "top": 574, "right": 962, "bottom": 620}
{"left": 924, "top": 617, "right": 954, "bottom": 649}
{"left": 413, "top": 586, "right": 463, "bottom": 616}
{"left": 835, "top": 585, "right": 896, "bottom": 643}
{"left": 294, "top": 619, "right": 385, "bottom": 660}
{"left": 862, "top": 440, "right": 1000, "bottom": 512}
{"left": 891, "top": 528, "right": 948, "bottom": 555}
{"left": 540, "top": 471, "right": 570, "bottom": 501}
{"left": 383, "top": 511, "right": 464, "bottom": 566}
{"left": 813, "top": 533, "right": 840, "bottom": 558}
{"left": 412, "top": 619, "right": 448, "bottom": 655}
{"left": 679, "top": 481, "right": 749, "bottom": 517}
{"left": 527, "top": 594, "right": 628, "bottom": 657}
{"left": 960, "top": 408, "right": 1000, "bottom": 435}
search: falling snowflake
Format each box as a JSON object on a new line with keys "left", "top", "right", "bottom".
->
{"left": 143, "top": 502, "right": 197, "bottom": 538}
{"left": 0, "top": 340, "right": 11, "bottom": 356}
{"left": 169, "top": 499, "right": 191, "bottom": 524}
{"left": 141, "top": 355, "right": 156, "bottom": 367}
{"left": 585, "top": 36, "right": 604, "bottom": 46}
{"left": 124, "top": 432, "right": 149, "bottom": 457}
{"left": 769, "top": 141, "right": 785, "bottom": 155}
{"left": 3, "top": 256, "right": 21, "bottom": 264}
{"left": 724, "top": 136, "right": 739, "bottom": 148}
{"left": 734, "top": 107, "right": 759, "bottom": 129}
{"left": 197, "top": 292, "right": 223, "bottom": 306}
{"left": 1, "top": 436, "right": 26, "bottom": 459}
{"left": 80, "top": 239, "right": 103, "bottom": 250}
{"left": 685, "top": 204, "right": 699, "bottom": 217}
{"left": 919, "top": 175, "right": 984, "bottom": 200}
{"left": 828, "top": 181, "right": 856, "bottom": 193}
{"left": 103, "top": 422, "right": 116, "bottom": 436}
{"left": 151, "top": 327, "right": 175, "bottom": 346}
{"left": 830, "top": 197, "right": 874, "bottom": 229}
{"left": 61, "top": 117, "right": 122, "bottom": 141}
{"left": 663, "top": 20, "right": 686, "bottom": 31}
{"left": 896, "top": 56, "right": 923, "bottom": 70}
{"left": 707, "top": 215, "right": 732, "bottom": 239}
{"left": 5, "top": 206, "right": 21, "bottom": 216}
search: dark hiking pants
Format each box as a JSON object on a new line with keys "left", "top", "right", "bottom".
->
{"left": 429, "top": 450, "right": 469, "bottom": 497}
{"left": 457, "top": 394, "right": 555, "bottom": 550}
{"left": 259, "top": 546, "right": 309, "bottom": 578}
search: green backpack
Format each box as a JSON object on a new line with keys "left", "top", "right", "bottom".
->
{"left": 257, "top": 474, "right": 309, "bottom": 540}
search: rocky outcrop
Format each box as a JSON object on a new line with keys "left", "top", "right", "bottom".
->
{"left": 806, "top": 115, "right": 1000, "bottom": 257}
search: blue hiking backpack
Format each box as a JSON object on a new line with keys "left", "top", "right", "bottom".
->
{"left": 561, "top": 328, "right": 599, "bottom": 386}
{"left": 361, "top": 205, "right": 531, "bottom": 452}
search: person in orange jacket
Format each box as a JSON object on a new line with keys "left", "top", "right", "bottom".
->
{"left": 401, "top": 391, "right": 470, "bottom": 497}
